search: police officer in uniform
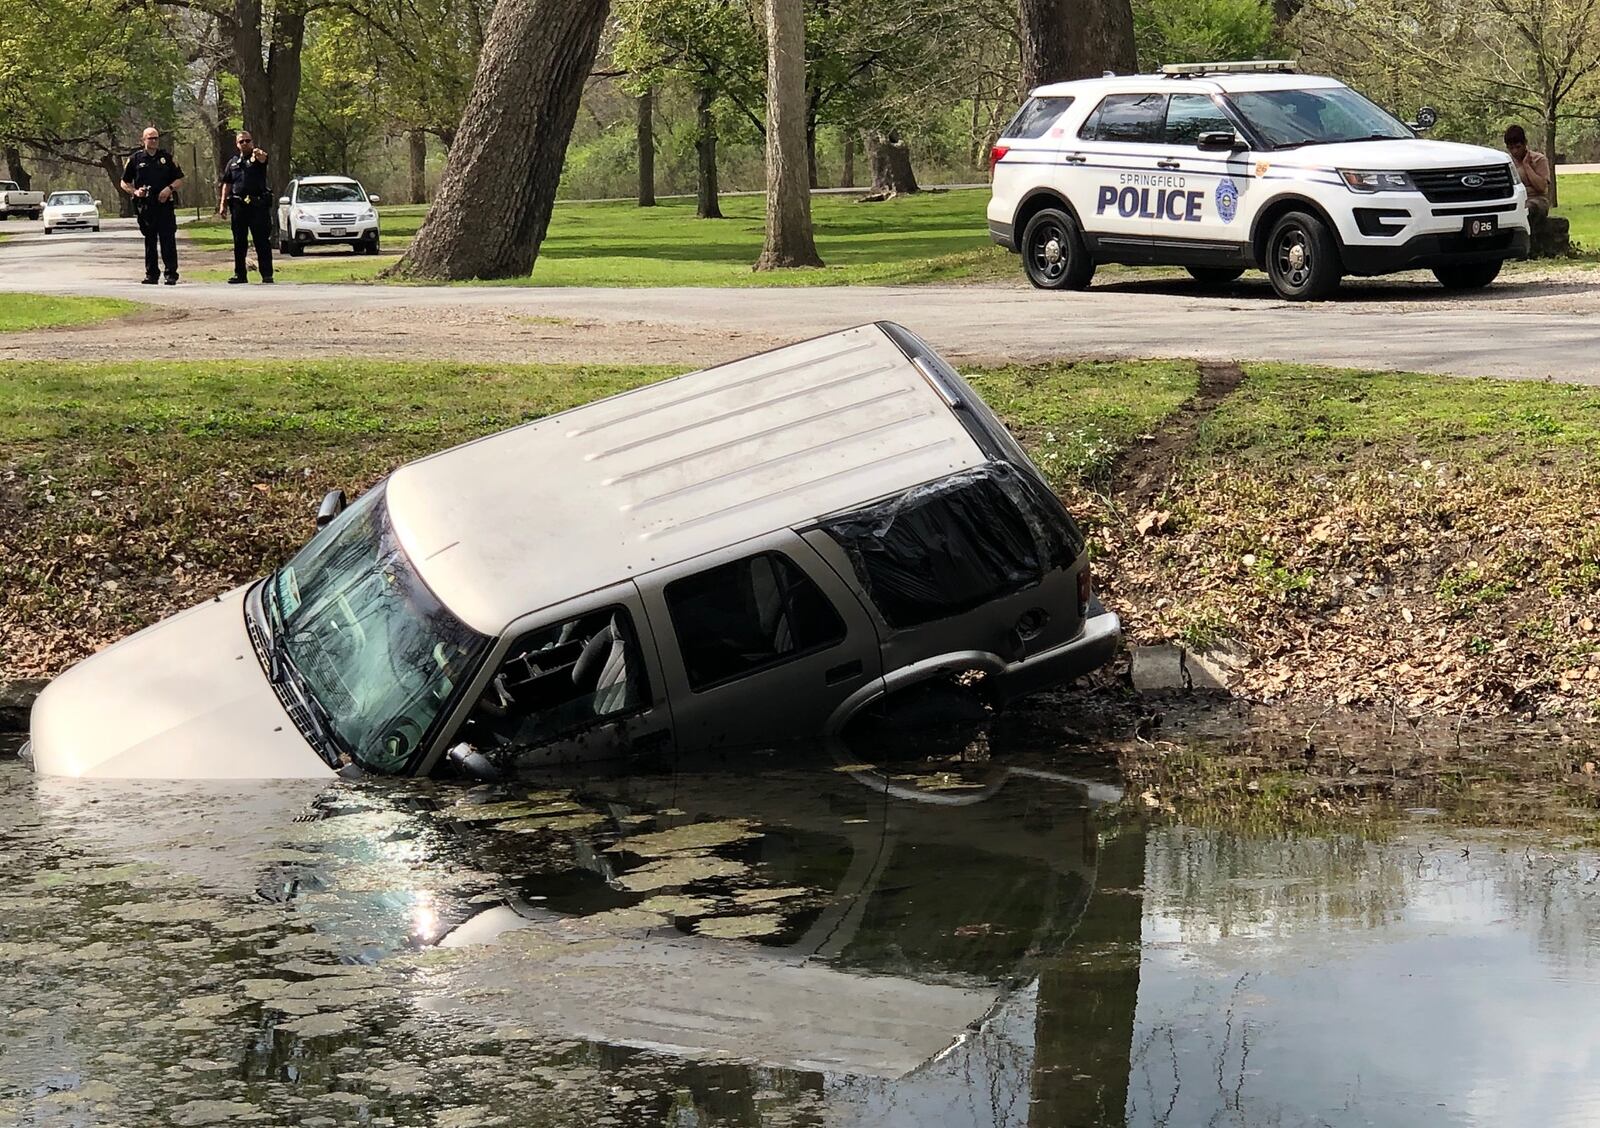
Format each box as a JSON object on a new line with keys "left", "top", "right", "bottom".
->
{"left": 218, "top": 130, "right": 274, "bottom": 284}
{"left": 119, "top": 126, "right": 185, "bottom": 284}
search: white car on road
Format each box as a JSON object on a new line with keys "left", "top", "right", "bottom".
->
{"left": 277, "top": 175, "right": 381, "bottom": 256}
{"left": 988, "top": 61, "right": 1530, "bottom": 300}
{"left": 42, "top": 191, "right": 101, "bottom": 234}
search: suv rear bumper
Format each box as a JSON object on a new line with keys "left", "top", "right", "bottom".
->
{"left": 1341, "top": 227, "right": 1529, "bottom": 275}
{"left": 988, "top": 221, "right": 1016, "bottom": 251}
{"left": 996, "top": 607, "right": 1122, "bottom": 702}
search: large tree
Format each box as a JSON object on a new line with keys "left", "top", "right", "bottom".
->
{"left": 1019, "top": 0, "right": 1138, "bottom": 90}
{"left": 756, "top": 0, "right": 823, "bottom": 268}
{"left": 393, "top": 0, "right": 609, "bottom": 280}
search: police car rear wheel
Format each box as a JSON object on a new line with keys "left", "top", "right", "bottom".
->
{"left": 1186, "top": 266, "right": 1244, "bottom": 287}
{"left": 1432, "top": 261, "right": 1502, "bottom": 291}
{"left": 1021, "top": 208, "right": 1094, "bottom": 291}
{"left": 1266, "top": 211, "right": 1341, "bottom": 301}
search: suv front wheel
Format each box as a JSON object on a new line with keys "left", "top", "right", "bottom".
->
{"left": 1265, "top": 211, "right": 1341, "bottom": 301}
{"left": 1021, "top": 208, "right": 1095, "bottom": 291}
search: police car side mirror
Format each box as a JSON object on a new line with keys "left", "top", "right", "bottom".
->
{"left": 1412, "top": 106, "right": 1438, "bottom": 133}
{"left": 315, "top": 489, "right": 347, "bottom": 530}
{"left": 1196, "top": 131, "right": 1246, "bottom": 153}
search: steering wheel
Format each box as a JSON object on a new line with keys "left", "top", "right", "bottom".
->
{"left": 380, "top": 717, "right": 426, "bottom": 771}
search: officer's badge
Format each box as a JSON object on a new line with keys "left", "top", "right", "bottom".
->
{"left": 160, "top": 157, "right": 167, "bottom": 165}
{"left": 1215, "top": 177, "right": 1240, "bottom": 224}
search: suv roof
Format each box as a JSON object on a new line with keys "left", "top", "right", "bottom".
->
{"left": 1028, "top": 70, "right": 1343, "bottom": 100}
{"left": 295, "top": 175, "right": 362, "bottom": 186}
{"left": 387, "top": 323, "right": 988, "bottom": 634}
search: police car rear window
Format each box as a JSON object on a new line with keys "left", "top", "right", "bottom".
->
{"left": 1080, "top": 94, "right": 1167, "bottom": 143}
{"left": 1002, "top": 97, "right": 1075, "bottom": 140}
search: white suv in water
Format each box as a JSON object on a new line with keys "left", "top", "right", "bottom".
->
{"left": 987, "top": 61, "right": 1530, "bottom": 300}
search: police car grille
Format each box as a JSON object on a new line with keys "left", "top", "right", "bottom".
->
{"left": 1409, "top": 165, "right": 1514, "bottom": 203}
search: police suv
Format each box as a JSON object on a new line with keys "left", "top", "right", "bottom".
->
{"left": 988, "top": 61, "right": 1530, "bottom": 300}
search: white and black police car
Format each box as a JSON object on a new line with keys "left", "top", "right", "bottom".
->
{"left": 987, "top": 61, "right": 1530, "bottom": 300}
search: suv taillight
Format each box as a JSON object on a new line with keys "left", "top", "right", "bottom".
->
{"left": 1077, "top": 565, "right": 1091, "bottom": 618}
{"left": 989, "top": 144, "right": 1009, "bottom": 175}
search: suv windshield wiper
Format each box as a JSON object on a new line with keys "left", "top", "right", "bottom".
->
{"left": 261, "top": 574, "right": 345, "bottom": 768}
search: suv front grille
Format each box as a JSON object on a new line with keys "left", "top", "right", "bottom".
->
{"left": 1409, "top": 165, "right": 1514, "bottom": 203}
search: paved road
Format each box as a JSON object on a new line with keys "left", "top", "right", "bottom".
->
{"left": 4, "top": 217, "right": 1599, "bottom": 382}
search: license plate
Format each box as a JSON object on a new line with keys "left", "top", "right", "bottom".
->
{"left": 1464, "top": 216, "right": 1498, "bottom": 238}
{"left": 328, "top": 227, "right": 347, "bottom": 237}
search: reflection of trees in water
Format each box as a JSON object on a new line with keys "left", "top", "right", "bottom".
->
{"left": 1476, "top": 846, "right": 1600, "bottom": 972}
{"left": 1143, "top": 826, "right": 1411, "bottom": 939}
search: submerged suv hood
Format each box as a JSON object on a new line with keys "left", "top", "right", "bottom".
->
{"left": 28, "top": 586, "right": 335, "bottom": 780}
{"left": 1266, "top": 138, "right": 1510, "bottom": 171}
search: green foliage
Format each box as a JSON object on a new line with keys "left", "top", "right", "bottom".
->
{"left": 1133, "top": 0, "right": 1274, "bottom": 69}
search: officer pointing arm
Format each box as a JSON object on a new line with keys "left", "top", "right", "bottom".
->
{"left": 219, "top": 130, "right": 275, "bottom": 284}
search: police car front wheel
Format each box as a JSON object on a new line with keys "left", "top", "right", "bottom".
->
{"left": 1021, "top": 208, "right": 1094, "bottom": 291}
{"left": 1265, "top": 211, "right": 1341, "bottom": 301}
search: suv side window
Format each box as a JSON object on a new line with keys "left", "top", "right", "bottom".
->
{"left": 822, "top": 465, "right": 1057, "bottom": 629}
{"left": 1082, "top": 93, "right": 1168, "bottom": 144}
{"left": 1165, "top": 93, "right": 1234, "bottom": 145}
{"left": 1002, "top": 96, "right": 1076, "bottom": 139}
{"left": 463, "top": 607, "right": 649, "bottom": 751}
{"left": 666, "top": 552, "right": 847, "bottom": 691}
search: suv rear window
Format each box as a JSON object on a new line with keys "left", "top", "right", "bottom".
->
{"left": 1080, "top": 93, "right": 1167, "bottom": 143}
{"left": 822, "top": 464, "right": 1077, "bottom": 629}
{"left": 1002, "top": 96, "right": 1075, "bottom": 139}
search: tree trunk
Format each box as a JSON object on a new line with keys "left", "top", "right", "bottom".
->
{"left": 756, "top": 0, "right": 823, "bottom": 269}
{"left": 863, "top": 131, "right": 920, "bottom": 200}
{"left": 395, "top": 0, "right": 608, "bottom": 280}
{"left": 408, "top": 130, "right": 428, "bottom": 203}
{"left": 806, "top": 120, "right": 819, "bottom": 189}
{"left": 1018, "top": 0, "right": 1137, "bottom": 90}
{"left": 101, "top": 155, "right": 133, "bottom": 217}
{"left": 695, "top": 85, "right": 723, "bottom": 219}
{"left": 1271, "top": 0, "right": 1304, "bottom": 25}
{"left": 224, "top": 0, "right": 309, "bottom": 202}
{"left": 1545, "top": 111, "right": 1559, "bottom": 209}
{"left": 840, "top": 134, "right": 854, "bottom": 189}
{"left": 3, "top": 146, "right": 30, "bottom": 191}
{"left": 213, "top": 83, "right": 235, "bottom": 186}
{"left": 637, "top": 87, "right": 656, "bottom": 207}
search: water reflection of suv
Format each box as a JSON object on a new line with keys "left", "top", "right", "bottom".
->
{"left": 988, "top": 61, "right": 1530, "bottom": 300}
{"left": 25, "top": 323, "right": 1121, "bottom": 779}
{"left": 276, "top": 175, "right": 381, "bottom": 255}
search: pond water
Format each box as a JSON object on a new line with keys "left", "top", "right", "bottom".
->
{"left": 3, "top": 737, "right": 1600, "bottom": 1127}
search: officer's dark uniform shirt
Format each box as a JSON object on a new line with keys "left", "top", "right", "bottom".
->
{"left": 122, "top": 149, "right": 183, "bottom": 202}
{"left": 222, "top": 153, "right": 271, "bottom": 206}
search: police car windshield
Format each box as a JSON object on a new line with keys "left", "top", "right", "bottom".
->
{"left": 298, "top": 183, "right": 366, "bottom": 203}
{"left": 271, "top": 484, "right": 490, "bottom": 774}
{"left": 1226, "top": 87, "right": 1412, "bottom": 150}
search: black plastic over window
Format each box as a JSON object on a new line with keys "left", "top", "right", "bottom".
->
{"left": 667, "top": 553, "right": 846, "bottom": 691}
{"left": 823, "top": 464, "right": 1079, "bottom": 630}
{"left": 1165, "top": 93, "right": 1233, "bottom": 145}
{"left": 1002, "top": 96, "right": 1076, "bottom": 139}
{"left": 1082, "top": 93, "right": 1167, "bottom": 143}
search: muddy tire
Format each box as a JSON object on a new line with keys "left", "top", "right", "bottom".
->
{"left": 1021, "top": 207, "right": 1095, "bottom": 291}
{"left": 1187, "top": 265, "right": 1245, "bottom": 286}
{"left": 1433, "top": 260, "right": 1502, "bottom": 291}
{"left": 1265, "top": 211, "right": 1341, "bottom": 301}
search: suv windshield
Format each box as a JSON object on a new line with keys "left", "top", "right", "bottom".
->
{"left": 49, "top": 193, "right": 92, "bottom": 206}
{"left": 297, "top": 183, "right": 366, "bottom": 203}
{"left": 1225, "top": 87, "right": 1411, "bottom": 149}
{"left": 269, "top": 484, "right": 489, "bottom": 774}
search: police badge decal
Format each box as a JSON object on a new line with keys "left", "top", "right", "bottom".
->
{"left": 1215, "top": 177, "right": 1240, "bottom": 224}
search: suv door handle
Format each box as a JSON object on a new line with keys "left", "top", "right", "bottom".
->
{"left": 825, "top": 660, "right": 863, "bottom": 686}
{"left": 1157, "top": 159, "right": 1181, "bottom": 169}
{"left": 1064, "top": 153, "right": 1087, "bottom": 164}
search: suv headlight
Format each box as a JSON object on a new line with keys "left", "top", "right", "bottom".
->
{"left": 1340, "top": 170, "right": 1416, "bottom": 193}
{"left": 294, "top": 209, "right": 316, "bottom": 224}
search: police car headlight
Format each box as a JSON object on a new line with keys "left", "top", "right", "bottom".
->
{"left": 1340, "top": 170, "right": 1416, "bottom": 193}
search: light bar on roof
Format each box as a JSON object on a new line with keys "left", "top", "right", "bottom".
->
{"left": 1161, "top": 60, "right": 1299, "bottom": 76}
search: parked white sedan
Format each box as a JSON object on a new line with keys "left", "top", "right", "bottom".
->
{"left": 276, "top": 175, "right": 381, "bottom": 255}
{"left": 42, "top": 191, "right": 101, "bottom": 234}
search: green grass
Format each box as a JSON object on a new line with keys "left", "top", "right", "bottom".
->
{"left": 0, "top": 293, "right": 141, "bottom": 332}
{"left": 190, "top": 190, "right": 1008, "bottom": 286}
{"left": 1555, "top": 172, "right": 1600, "bottom": 253}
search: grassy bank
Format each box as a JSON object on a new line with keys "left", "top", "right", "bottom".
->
{"left": 1557, "top": 172, "right": 1600, "bottom": 251}
{"left": 190, "top": 190, "right": 1011, "bottom": 286}
{"left": 0, "top": 293, "right": 141, "bottom": 332}
{"left": 3, "top": 357, "right": 1598, "bottom": 724}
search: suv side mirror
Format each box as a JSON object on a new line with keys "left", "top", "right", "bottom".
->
{"left": 277, "top": 196, "right": 290, "bottom": 205}
{"left": 1412, "top": 106, "right": 1438, "bottom": 133}
{"left": 368, "top": 194, "right": 381, "bottom": 204}
{"left": 315, "top": 489, "right": 347, "bottom": 530}
{"left": 1196, "top": 131, "right": 1246, "bottom": 153}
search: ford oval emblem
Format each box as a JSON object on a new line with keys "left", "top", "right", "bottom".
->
{"left": 1462, "top": 173, "right": 1485, "bottom": 187}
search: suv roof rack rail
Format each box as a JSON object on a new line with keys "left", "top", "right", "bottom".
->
{"left": 1161, "top": 60, "right": 1298, "bottom": 77}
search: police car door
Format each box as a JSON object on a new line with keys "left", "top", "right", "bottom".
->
{"left": 1159, "top": 92, "right": 1252, "bottom": 252}
{"left": 1075, "top": 92, "right": 1170, "bottom": 248}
